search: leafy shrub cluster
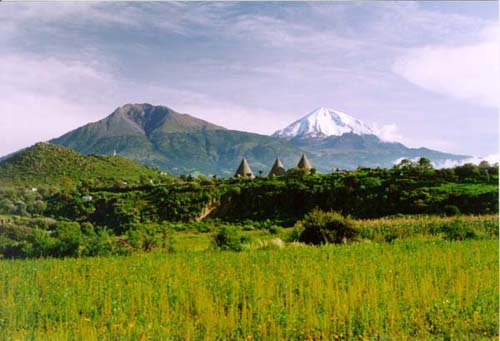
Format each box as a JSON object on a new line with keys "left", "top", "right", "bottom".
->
{"left": 441, "top": 219, "right": 484, "bottom": 241}
{"left": 0, "top": 220, "right": 117, "bottom": 258}
{"left": 0, "top": 217, "right": 183, "bottom": 259}
{"left": 298, "top": 209, "right": 360, "bottom": 245}
{"left": 443, "top": 205, "right": 460, "bottom": 216}
{"left": 213, "top": 226, "right": 252, "bottom": 251}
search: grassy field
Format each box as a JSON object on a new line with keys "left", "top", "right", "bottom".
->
{"left": 1, "top": 238, "right": 497, "bottom": 340}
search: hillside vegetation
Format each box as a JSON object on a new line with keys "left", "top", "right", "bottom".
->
{"left": 0, "top": 154, "right": 497, "bottom": 258}
{"left": 39, "top": 160, "right": 498, "bottom": 231}
{"left": 0, "top": 143, "right": 168, "bottom": 188}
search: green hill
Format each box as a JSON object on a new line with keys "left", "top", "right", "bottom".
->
{"left": 0, "top": 142, "right": 166, "bottom": 188}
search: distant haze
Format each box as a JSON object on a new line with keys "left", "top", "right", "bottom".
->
{"left": 0, "top": 2, "right": 497, "bottom": 159}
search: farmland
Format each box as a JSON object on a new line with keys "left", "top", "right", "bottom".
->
{"left": 1, "top": 238, "right": 497, "bottom": 339}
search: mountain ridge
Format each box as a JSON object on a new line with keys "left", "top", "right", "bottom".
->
{"left": 42, "top": 103, "right": 470, "bottom": 175}
{"left": 50, "top": 104, "right": 306, "bottom": 176}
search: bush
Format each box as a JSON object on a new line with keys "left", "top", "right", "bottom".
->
{"left": 287, "top": 227, "right": 304, "bottom": 242}
{"left": 441, "top": 219, "right": 480, "bottom": 241}
{"left": 86, "top": 228, "right": 117, "bottom": 256}
{"left": 444, "top": 205, "right": 461, "bottom": 217}
{"left": 53, "top": 221, "right": 83, "bottom": 257}
{"left": 298, "top": 209, "right": 359, "bottom": 245}
{"left": 213, "top": 226, "right": 243, "bottom": 251}
{"left": 268, "top": 225, "right": 282, "bottom": 235}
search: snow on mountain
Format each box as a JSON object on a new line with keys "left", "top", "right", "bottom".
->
{"left": 273, "top": 107, "right": 375, "bottom": 139}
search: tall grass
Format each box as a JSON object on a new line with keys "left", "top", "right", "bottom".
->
{"left": 0, "top": 239, "right": 497, "bottom": 339}
{"left": 356, "top": 214, "right": 498, "bottom": 242}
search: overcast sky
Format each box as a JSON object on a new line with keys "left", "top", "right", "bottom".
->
{"left": 0, "top": 1, "right": 498, "bottom": 158}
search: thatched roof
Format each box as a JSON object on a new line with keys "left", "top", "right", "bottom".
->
{"left": 268, "top": 158, "right": 286, "bottom": 177}
{"left": 297, "top": 154, "right": 312, "bottom": 170}
{"left": 234, "top": 158, "right": 255, "bottom": 178}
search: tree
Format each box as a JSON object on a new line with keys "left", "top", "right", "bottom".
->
{"left": 478, "top": 160, "right": 490, "bottom": 169}
{"left": 417, "top": 157, "right": 433, "bottom": 169}
{"left": 54, "top": 221, "right": 84, "bottom": 257}
{"left": 454, "top": 163, "right": 480, "bottom": 178}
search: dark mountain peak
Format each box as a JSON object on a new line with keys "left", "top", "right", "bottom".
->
{"left": 110, "top": 103, "right": 225, "bottom": 135}
{"left": 111, "top": 103, "right": 174, "bottom": 136}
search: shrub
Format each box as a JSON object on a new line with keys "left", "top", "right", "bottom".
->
{"left": 441, "top": 219, "right": 480, "bottom": 241}
{"left": 268, "top": 225, "right": 282, "bottom": 235}
{"left": 287, "top": 227, "right": 304, "bottom": 242}
{"left": 443, "top": 205, "right": 461, "bottom": 217}
{"left": 298, "top": 209, "right": 359, "bottom": 245}
{"left": 84, "top": 228, "right": 116, "bottom": 257}
{"left": 213, "top": 226, "right": 243, "bottom": 251}
{"left": 53, "top": 221, "right": 83, "bottom": 257}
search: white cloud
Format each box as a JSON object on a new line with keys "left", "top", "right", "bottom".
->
{"left": 0, "top": 54, "right": 117, "bottom": 155}
{"left": 432, "top": 153, "right": 499, "bottom": 168}
{"left": 393, "top": 153, "right": 499, "bottom": 169}
{"left": 371, "top": 123, "right": 402, "bottom": 142}
{"left": 393, "top": 24, "right": 499, "bottom": 107}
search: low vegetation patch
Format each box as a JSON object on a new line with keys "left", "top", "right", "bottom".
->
{"left": 298, "top": 209, "right": 360, "bottom": 245}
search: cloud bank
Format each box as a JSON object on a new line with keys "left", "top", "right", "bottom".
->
{"left": 0, "top": 2, "right": 497, "bottom": 157}
{"left": 393, "top": 24, "right": 499, "bottom": 108}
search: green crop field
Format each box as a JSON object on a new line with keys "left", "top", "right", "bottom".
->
{"left": 1, "top": 238, "right": 497, "bottom": 340}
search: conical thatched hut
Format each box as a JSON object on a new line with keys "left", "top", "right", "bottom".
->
{"left": 268, "top": 158, "right": 286, "bottom": 177}
{"left": 297, "top": 154, "right": 312, "bottom": 170}
{"left": 234, "top": 158, "right": 255, "bottom": 178}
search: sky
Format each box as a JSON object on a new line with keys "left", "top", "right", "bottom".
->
{"left": 0, "top": 1, "right": 498, "bottom": 159}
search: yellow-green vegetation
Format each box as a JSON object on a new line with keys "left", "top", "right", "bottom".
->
{"left": 355, "top": 214, "right": 499, "bottom": 242}
{"left": 0, "top": 239, "right": 497, "bottom": 340}
{"left": 0, "top": 143, "right": 170, "bottom": 188}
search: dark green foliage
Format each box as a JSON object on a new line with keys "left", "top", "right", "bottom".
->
{"left": 298, "top": 209, "right": 360, "bottom": 245}
{"left": 287, "top": 227, "right": 304, "bottom": 242}
{"left": 125, "top": 223, "right": 167, "bottom": 251}
{"left": 0, "top": 216, "right": 122, "bottom": 258}
{"left": 53, "top": 221, "right": 84, "bottom": 257}
{"left": 213, "top": 226, "right": 243, "bottom": 251}
{"left": 268, "top": 225, "right": 282, "bottom": 235}
{"left": 40, "top": 165, "right": 498, "bottom": 232}
{"left": 441, "top": 219, "right": 481, "bottom": 241}
{"left": 444, "top": 205, "right": 461, "bottom": 216}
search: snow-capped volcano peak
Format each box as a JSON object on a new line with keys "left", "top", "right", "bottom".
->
{"left": 273, "top": 107, "right": 374, "bottom": 139}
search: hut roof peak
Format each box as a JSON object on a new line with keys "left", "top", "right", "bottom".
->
{"left": 268, "top": 158, "right": 286, "bottom": 177}
{"left": 234, "top": 158, "right": 255, "bottom": 178}
{"left": 297, "top": 153, "right": 312, "bottom": 170}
